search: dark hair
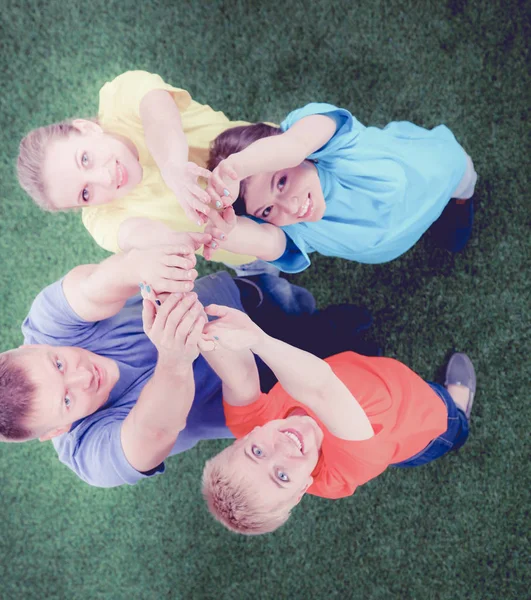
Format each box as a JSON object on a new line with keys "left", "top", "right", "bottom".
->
{"left": 207, "top": 123, "right": 282, "bottom": 216}
{"left": 0, "top": 351, "right": 37, "bottom": 441}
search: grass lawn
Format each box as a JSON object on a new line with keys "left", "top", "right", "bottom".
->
{"left": 0, "top": 1, "right": 528, "bottom": 598}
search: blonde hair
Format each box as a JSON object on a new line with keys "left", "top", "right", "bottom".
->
{"left": 202, "top": 445, "right": 293, "bottom": 535}
{"left": 17, "top": 121, "right": 78, "bottom": 211}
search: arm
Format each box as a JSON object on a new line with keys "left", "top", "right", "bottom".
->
{"left": 140, "top": 89, "right": 212, "bottom": 224}
{"left": 228, "top": 114, "right": 336, "bottom": 179}
{"left": 117, "top": 217, "right": 211, "bottom": 253}
{"left": 207, "top": 115, "right": 337, "bottom": 207}
{"left": 121, "top": 293, "right": 205, "bottom": 472}
{"left": 204, "top": 210, "right": 286, "bottom": 262}
{"left": 62, "top": 244, "right": 199, "bottom": 322}
{"left": 204, "top": 305, "right": 374, "bottom": 441}
{"left": 202, "top": 346, "right": 261, "bottom": 407}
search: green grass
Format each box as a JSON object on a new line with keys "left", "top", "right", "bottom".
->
{"left": 0, "top": 0, "right": 529, "bottom": 598}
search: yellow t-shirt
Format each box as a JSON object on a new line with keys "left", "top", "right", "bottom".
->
{"left": 81, "top": 70, "right": 256, "bottom": 264}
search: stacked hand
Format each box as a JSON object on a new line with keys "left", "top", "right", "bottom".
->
{"left": 130, "top": 244, "right": 201, "bottom": 295}
{"left": 141, "top": 291, "right": 216, "bottom": 367}
{"left": 203, "top": 206, "right": 237, "bottom": 260}
{"left": 206, "top": 159, "right": 241, "bottom": 209}
{"left": 161, "top": 161, "right": 212, "bottom": 226}
{"left": 203, "top": 304, "right": 264, "bottom": 351}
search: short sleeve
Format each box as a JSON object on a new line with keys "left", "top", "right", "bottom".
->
{"left": 53, "top": 410, "right": 165, "bottom": 488}
{"left": 223, "top": 388, "right": 287, "bottom": 438}
{"left": 99, "top": 70, "right": 192, "bottom": 121}
{"left": 268, "top": 228, "right": 313, "bottom": 274}
{"left": 281, "top": 103, "right": 363, "bottom": 160}
{"left": 21, "top": 280, "right": 99, "bottom": 346}
{"left": 82, "top": 203, "right": 128, "bottom": 253}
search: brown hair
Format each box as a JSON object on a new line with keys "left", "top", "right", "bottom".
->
{"left": 202, "top": 446, "right": 292, "bottom": 535}
{"left": 0, "top": 351, "right": 37, "bottom": 441}
{"left": 17, "top": 121, "right": 78, "bottom": 211}
{"left": 207, "top": 123, "right": 282, "bottom": 216}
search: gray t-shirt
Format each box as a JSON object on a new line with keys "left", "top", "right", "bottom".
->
{"left": 21, "top": 272, "right": 243, "bottom": 487}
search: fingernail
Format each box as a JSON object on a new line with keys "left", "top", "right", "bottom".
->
{"left": 220, "top": 233, "right": 225, "bottom": 240}
{"left": 145, "top": 285, "right": 151, "bottom": 294}
{"left": 216, "top": 200, "right": 222, "bottom": 209}
{"left": 223, "top": 189, "right": 230, "bottom": 197}
{"left": 197, "top": 220, "right": 202, "bottom": 226}
{"left": 139, "top": 283, "right": 144, "bottom": 289}
{"left": 214, "top": 336, "right": 219, "bottom": 340}
{"left": 187, "top": 271, "right": 193, "bottom": 278}
{"left": 211, "top": 242, "right": 218, "bottom": 249}
{"left": 155, "top": 299, "right": 161, "bottom": 306}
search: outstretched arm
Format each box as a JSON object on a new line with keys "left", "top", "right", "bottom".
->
{"left": 140, "top": 89, "right": 212, "bottom": 225}
{"left": 207, "top": 115, "right": 336, "bottom": 208}
{"left": 62, "top": 243, "right": 199, "bottom": 322}
{"left": 204, "top": 305, "right": 374, "bottom": 441}
{"left": 203, "top": 209, "right": 286, "bottom": 262}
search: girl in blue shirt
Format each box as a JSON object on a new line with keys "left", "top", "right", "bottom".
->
{"left": 203, "top": 103, "right": 477, "bottom": 273}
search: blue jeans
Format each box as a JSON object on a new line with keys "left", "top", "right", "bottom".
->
{"left": 392, "top": 382, "right": 469, "bottom": 468}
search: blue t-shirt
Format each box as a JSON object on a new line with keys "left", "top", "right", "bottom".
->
{"left": 269, "top": 103, "right": 468, "bottom": 273}
{"left": 21, "top": 272, "right": 243, "bottom": 488}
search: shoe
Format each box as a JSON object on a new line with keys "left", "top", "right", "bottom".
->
{"left": 444, "top": 353, "right": 476, "bottom": 420}
{"left": 430, "top": 197, "right": 474, "bottom": 253}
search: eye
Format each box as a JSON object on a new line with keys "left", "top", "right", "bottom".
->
{"left": 64, "top": 395, "right": 72, "bottom": 408}
{"left": 56, "top": 359, "right": 64, "bottom": 372}
{"left": 277, "top": 469, "right": 289, "bottom": 482}
{"left": 277, "top": 175, "right": 287, "bottom": 191}
{"left": 81, "top": 152, "right": 89, "bottom": 166}
{"left": 82, "top": 187, "right": 90, "bottom": 203}
{"left": 261, "top": 206, "right": 273, "bottom": 219}
{"left": 252, "top": 445, "right": 264, "bottom": 458}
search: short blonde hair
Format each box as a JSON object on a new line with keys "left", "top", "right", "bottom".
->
{"left": 202, "top": 445, "right": 292, "bottom": 535}
{"left": 17, "top": 121, "right": 78, "bottom": 211}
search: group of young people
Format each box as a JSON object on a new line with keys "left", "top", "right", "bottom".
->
{"left": 1, "top": 71, "right": 478, "bottom": 535}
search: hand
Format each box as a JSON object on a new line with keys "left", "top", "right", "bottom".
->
{"left": 128, "top": 245, "right": 198, "bottom": 295}
{"left": 141, "top": 292, "right": 206, "bottom": 366}
{"left": 161, "top": 161, "right": 212, "bottom": 226}
{"left": 203, "top": 207, "right": 237, "bottom": 260}
{"left": 203, "top": 304, "right": 264, "bottom": 351}
{"left": 207, "top": 159, "right": 241, "bottom": 209}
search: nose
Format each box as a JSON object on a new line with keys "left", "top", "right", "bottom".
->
{"left": 283, "top": 195, "right": 299, "bottom": 216}
{"left": 91, "top": 166, "right": 113, "bottom": 187}
{"left": 66, "top": 366, "right": 93, "bottom": 391}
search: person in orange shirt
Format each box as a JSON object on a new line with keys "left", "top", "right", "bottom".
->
{"left": 200, "top": 306, "right": 476, "bottom": 535}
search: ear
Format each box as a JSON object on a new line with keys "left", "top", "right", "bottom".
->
{"left": 39, "top": 424, "right": 71, "bottom": 442}
{"left": 71, "top": 119, "right": 103, "bottom": 135}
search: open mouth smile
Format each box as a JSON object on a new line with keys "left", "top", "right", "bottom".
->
{"left": 116, "top": 161, "right": 127, "bottom": 189}
{"left": 281, "top": 429, "right": 304, "bottom": 453}
{"left": 298, "top": 194, "right": 314, "bottom": 219}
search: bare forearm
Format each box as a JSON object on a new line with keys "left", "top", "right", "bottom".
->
{"left": 121, "top": 361, "right": 195, "bottom": 472}
{"left": 140, "top": 89, "right": 188, "bottom": 173}
{"left": 251, "top": 335, "right": 374, "bottom": 440}
{"left": 63, "top": 253, "right": 141, "bottom": 322}
{"left": 228, "top": 134, "right": 307, "bottom": 180}
{"left": 202, "top": 348, "right": 260, "bottom": 406}
{"left": 216, "top": 217, "right": 286, "bottom": 261}
{"left": 118, "top": 218, "right": 180, "bottom": 252}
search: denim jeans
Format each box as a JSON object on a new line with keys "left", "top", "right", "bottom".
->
{"left": 392, "top": 382, "right": 469, "bottom": 468}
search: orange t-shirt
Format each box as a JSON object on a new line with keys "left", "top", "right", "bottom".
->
{"left": 224, "top": 352, "right": 447, "bottom": 499}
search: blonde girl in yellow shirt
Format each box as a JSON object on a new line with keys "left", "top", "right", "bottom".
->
{"left": 17, "top": 71, "right": 256, "bottom": 266}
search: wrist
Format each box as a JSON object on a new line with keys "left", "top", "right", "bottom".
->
{"left": 250, "top": 331, "right": 271, "bottom": 355}
{"left": 156, "top": 354, "right": 193, "bottom": 378}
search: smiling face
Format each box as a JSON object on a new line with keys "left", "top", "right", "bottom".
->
{"left": 42, "top": 120, "right": 143, "bottom": 210}
{"left": 17, "top": 345, "right": 120, "bottom": 440}
{"left": 243, "top": 160, "right": 327, "bottom": 226}
{"left": 228, "top": 413, "right": 324, "bottom": 507}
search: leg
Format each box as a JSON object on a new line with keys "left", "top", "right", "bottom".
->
{"left": 393, "top": 353, "right": 475, "bottom": 468}
{"left": 429, "top": 153, "right": 477, "bottom": 252}
{"left": 234, "top": 277, "right": 380, "bottom": 391}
